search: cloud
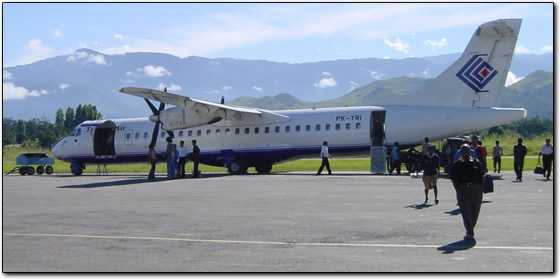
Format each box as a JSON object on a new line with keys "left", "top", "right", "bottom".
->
{"left": 157, "top": 83, "right": 182, "bottom": 91}
{"left": 3, "top": 82, "right": 48, "bottom": 100}
{"left": 113, "top": 34, "right": 125, "bottom": 41}
{"left": 222, "top": 86, "right": 233, "bottom": 91}
{"left": 541, "top": 45, "right": 552, "bottom": 53}
{"left": 349, "top": 81, "right": 359, "bottom": 91}
{"left": 514, "top": 45, "right": 533, "bottom": 55}
{"left": 362, "top": 69, "right": 384, "bottom": 80}
{"left": 383, "top": 38, "right": 409, "bottom": 53}
{"left": 322, "top": 72, "right": 331, "bottom": 76}
{"left": 314, "top": 77, "right": 337, "bottom": 88}
{"left": 505, "top": 71, "right": 524, "bottom": 87}
{"left": 59, "top": 83, "right": 70, "bottom": 90}
{"left": 424, "top": 38, "right": 447, "bottom": 51}
{"left": 67, "top": 51, "right": 107, "bottom": 65}
{"left": 16, "top": 39, "right": 55, "bottom": 66}
{"left": 143, "top": 65, "right": 172, "bottom": 77}
{"left": 252, "top": 86, "right": 263, "bottom": 91}
{"left": 3, "top": 70, "right": 12, "bottom": 80}
{"left": 422, "top": 69, "right": 430, "bottom": 78}
{"left": 53, "top": 30, "right": 64, "bottom": 38}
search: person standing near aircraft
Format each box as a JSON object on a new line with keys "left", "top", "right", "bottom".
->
{"left": 389, "top": 142, "right": 401, "bottom": 175}
{"left": 177, "top": 140, "right": 189, "bottom": 178}
{"left": 470, "top": 135, "right": 487, "bottom": 173}
{"left": 191, "top": 140, "right": 201, "bottom": 178}
{"left": 493, "top": 140, "right": 503, "bottom": 173}
{"left": 317, "top": 141, "right": 332, "bottom": 175}
{"left": 539, "top": 138, "right": 553, "bottom": 180}
{"left": 165, "top": 137, "right": 176, "bottom": 179}
{"left": 451, "top": 144, "right": 485, "bottom": 241}
{"left": 514, "top": 138, "right": 527, "bottom": 182}
{"left": 148, "top": 143, "right": 157, "bottom": 180}
{"left": 420, "top": 145, "right": 439, "bottom": 204}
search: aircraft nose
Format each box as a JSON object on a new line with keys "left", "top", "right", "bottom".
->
{"left": 51, "top": 140, "right": 64, "bottom": 159}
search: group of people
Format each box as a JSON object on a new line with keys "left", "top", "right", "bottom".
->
{"left": 147, "top": 138, "right": 200, "bottom": 180}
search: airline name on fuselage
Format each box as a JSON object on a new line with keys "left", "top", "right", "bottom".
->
{"left": 335, "top": 115, "right": 362, "bottom": 122}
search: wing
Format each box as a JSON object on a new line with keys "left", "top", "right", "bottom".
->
{"left": 119, "top": 87, "right": 289, "bottom": 125}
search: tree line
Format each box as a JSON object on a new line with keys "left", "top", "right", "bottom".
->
{"left": 3, "top": 104, "right": 102, "bottom": 148}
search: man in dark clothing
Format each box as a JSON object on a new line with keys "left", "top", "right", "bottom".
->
{"left": 513, "top": 138, "right": 528, "bottom": 182}
{"left": 191, "top": 140, "right": 201, "bottom": 178}
{"left": 451, "top": 144, "right": 485, "bottom": 241}
{"left": 420, "top": 145, "right": 439, "bottom": 204}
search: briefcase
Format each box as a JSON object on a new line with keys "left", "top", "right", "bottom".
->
{"left": 483, "top": 175, "right": 494, "bottom": 193}
{"left": 534, "top": 156, "right": 544, "bottom": 174}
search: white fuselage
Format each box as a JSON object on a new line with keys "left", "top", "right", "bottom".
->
{"left": 51, "top": 105, "right": 526, "bottom": 169}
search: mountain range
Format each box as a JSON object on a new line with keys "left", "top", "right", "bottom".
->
{"left": 2, "top": 48, "right": 552, "bottom": 121}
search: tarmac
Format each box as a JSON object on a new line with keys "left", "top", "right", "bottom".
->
{"left": 2, "top": 170, "right": 553, "bottom": 272}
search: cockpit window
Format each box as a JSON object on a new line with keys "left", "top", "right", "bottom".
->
{"left": 69, "top": 128, "right": 78, "bottom": 137}
{"left": 75, "top": 128, "right": 82, "bottom": 136}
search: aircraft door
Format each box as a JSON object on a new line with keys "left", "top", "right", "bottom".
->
{"left": 370, "top": 110, "right": 386, "bottom": 174}
{"left": 124, "top": 129, "right": 133, "bottom": 146}
{"left": 93, "top": 121, "right": 116, "bottom": 158}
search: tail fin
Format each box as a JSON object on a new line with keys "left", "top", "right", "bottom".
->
{"left": 386, "top": 19, "right": 522, "bottom": 108}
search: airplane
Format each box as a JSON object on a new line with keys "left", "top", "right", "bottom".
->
{"left": 51, "top": 18, "right": 527, "bottom": 175}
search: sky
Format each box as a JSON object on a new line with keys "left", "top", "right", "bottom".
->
{"left": 2, "top": 2, "right": 553, "bottom": 67}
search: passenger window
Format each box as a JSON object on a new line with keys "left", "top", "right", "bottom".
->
{"left": 245, "top": 128, "right": 250, "bottom": 134}
{"left": 265, "top": 127, "right": 270, "bottom": 134}
{"left": 275, "top": 126, "right": 280, "bottom": 133}
{"left": 254, "top": 127, "right": 259, "bottom": 134}
{"left": 179, "top": 131, "right": 184, "bottom": 137}
{"left": 326, "top": 124, "right": 331, "bottom": 131}
{"left": 144, "top": 132, "right": 148, "bottom": 139}
{"left": 216, "top": 129, "right": 221, "bottom": 135}
{"left": 197, "top": 130, "right": 202, "bottom": 137}
{"left": 316, "top": 124, "right": 321, "bottom": 131}
{"left": 235, "top": 128, "right": 240, "bottom": 135}
{"left": 188, "top": 130, "right": 193, "bottom": 137}
{"left": 356, "top": 123, "right": 361, "bottom": 130}
{"left": 285, "top": 126, "right": 290, "bottom": 133}
{"left": 225, "top": 128, "right": 230, "bottom": 135}
{"left": 346, "top": 123, "right": 351, "bottom": 130}
{"left": 336, "top": 123, "right": 341, "bottom": 130}
{"left": 306, "top": 125, "right": 311, "bottom": 132}
{"left": 206, "top": 129, "right": 211, "bottom": 136}
{"left": 135, "top": 133, "right": 140, "bottom": 139}
{"left": 161, "top": 132, "right": 166, "bottom": 138}
{"left": 296, "top": 125, "right": 301, "bottom": 132}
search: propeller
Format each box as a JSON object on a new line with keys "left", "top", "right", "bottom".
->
{"left": 146, "top": 99, "right": 166, "bottom": 148}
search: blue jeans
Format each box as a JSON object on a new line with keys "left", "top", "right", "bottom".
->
{"left": 167, "top": 157, "right": 176, "bottom": 179}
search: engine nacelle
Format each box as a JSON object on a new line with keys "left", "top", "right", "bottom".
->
{"left": 155, "top": 107, "right": 223, "bottom": 130}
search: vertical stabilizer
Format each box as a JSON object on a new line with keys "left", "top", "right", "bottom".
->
{"left": 385, "top": 19, "right": 522, "bottom": 108}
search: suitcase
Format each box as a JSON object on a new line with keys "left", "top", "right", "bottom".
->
{"left": 483, "top": 175, "right": 494, "bottom": 193}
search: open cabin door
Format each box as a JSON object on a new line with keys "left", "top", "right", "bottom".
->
{"left": 370, "top": 110, "right": 386, "bottom": 174}
{"left": 93, "top": 120, "right": 117, "bottom": 159}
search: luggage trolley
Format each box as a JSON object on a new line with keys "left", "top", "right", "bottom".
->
{"left": 6, "top": 153, "right": 55, "bottom": 175}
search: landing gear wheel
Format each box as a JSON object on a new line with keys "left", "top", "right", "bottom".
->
{"left": 45, "top": 166, "right": 54, "bottom": 175}
{"left": 228, "top": 159, "right": 248, "bottom": 175}
{"left": 72, "top": 168, "right": 83, "bottom": 176}
{"left": 36, "top": 165, "right": 45, "bottom": 175}
{"left": 255, "top": 163, "right": 272, "bottom": 174}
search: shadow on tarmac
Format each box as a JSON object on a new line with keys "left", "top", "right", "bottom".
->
{"left": 437, "top": 239, "right": 476, "bottom": 254}
{"left": 57, "top": 173, "right": 231, "bottom": 189}
{"left": 405, "top": 203, "right": 434, "bottom": 209}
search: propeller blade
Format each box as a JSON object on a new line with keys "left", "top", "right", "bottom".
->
{"left": 158, "top": 102, "right": 165, "bottom": 112}
{"left": 150, "top": 122, "right": 160, "bottom": 147}
{"left": 145, "top": 98, "right": 160, "bottom": 115}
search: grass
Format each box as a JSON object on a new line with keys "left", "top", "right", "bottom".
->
{"left": 3, "top": 134, "right": 551, "bottom": 175}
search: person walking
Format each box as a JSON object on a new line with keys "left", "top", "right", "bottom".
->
{"left": 493, "top": 140, "right": 503, "bottom": 173}
{"left": 317, "top": 141, "right": 332, "bottom": 175}
{"left": 165, "top": 137, "right": 176, "bottom": 179}
{"left": 191, "top": 140, "right": 201, "bottom": 178}
{"left": 177, "top": 140, "right": 189, "bottom": 178}
{"left": 539, "top": 138, "right": 553, "bottom": 180}
{"left": 148, "top": 143, "right": 157, "bottom": 180}
{"left": 420, "top": 145, "right": 439, "bottom": 204}
{"left": 389, "top": 142, "right": 401, "bottom": 175}
{"left": 451, "top": 144, "right": 485, "bottom": 241}
{"left": 513, "top": 138, "right": 527, "bottom": 182}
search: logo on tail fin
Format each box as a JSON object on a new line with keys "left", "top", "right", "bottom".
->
{"left": 456, "top": 54, "right": 498, "bottom": 92}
